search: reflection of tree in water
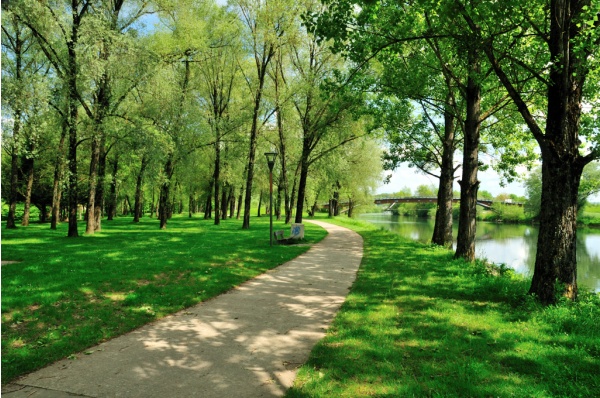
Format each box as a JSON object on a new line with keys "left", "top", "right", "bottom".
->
{"left": 576, "top": 233, "right": 600, "bottom": 292}
{"left": 521, "top": 226, "right": 538, "bottom": 274}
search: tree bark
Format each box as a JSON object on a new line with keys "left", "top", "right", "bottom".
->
{"left": 527, "top": 0, "right": 590, "bottom": 303}
{"left": 66, "top": 7, "right": 83, "bottom": 238}
{"left": 454, "top": 47, "right": 481, "bottom": 261}
{"left": 432, "top": 94, "right": 456, "bottom": 248}
{"left": 257, "top": 190, "right": 263, "bottom": 217}
{"left": 204, "top": 179, "right": 213, "bottom": 219}
{"left": 236, "top": 185, "right": 243, "bottom": 219}
{"left": 85, "top": 136, "right": 101, "bottom": 234}
{"left": 213, "top": 141, "right": 221, "bottom": 225}
{"left": 220, "top": 185, "right": 228, "bottom": 221}
{"left": 133, "top": 155, "right": 148, "bottom": 223}
{"left": 288, "top": 175, "right": 298, "bottom": 224}
{"left": 333, "top": 189, "right": 340, "bottom": 216}
{"left": 529, "top": 156, "right": 583, "bottom": 303}
{"left": 159, "top": 155, "right": 174, "bottom": 229}
{"left": 242, "top": 45, "right": 273, "bottom": 229}
{"left": 51, "top": 117, "right": 67, "bottom": 230}
{"left": 93, "top": 138, "right": 106, "bottom": 231}
{"left": 21, "top": 156, "right": 34, "bottom": 226}
{"left": 228, "top": 186, "right": 235, "bottom": 218}
{"left": 276, "top": 175, "right": 283, "bottom": 221}
{"left": 6, "top": 24, "right": 23, "bottom": 230}
{"left": 107, "top": 155, "right": 119, "bottom": 221}
{"left": 188, "top": 193, "right": 195, "bottom": 218}
{"left": 294, "top": 155, "right": 310, "bottom": 224}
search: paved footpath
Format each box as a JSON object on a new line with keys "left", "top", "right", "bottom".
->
{"left": 3, "top": 220, "right": 363, "bottom": 398}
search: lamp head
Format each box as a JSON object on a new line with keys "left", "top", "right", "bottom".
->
{"left": 264, "top": 151, "right": 278, "bottom": 171}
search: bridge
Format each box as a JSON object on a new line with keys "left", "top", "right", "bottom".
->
{"left": 321, "top": 197, "right": 523, "bottom": 212}
{"left": 375, "top": 197, "right": 491, "bottom": 206}
{"left": 374, "top": 197, "right": 523, "bottom": 209}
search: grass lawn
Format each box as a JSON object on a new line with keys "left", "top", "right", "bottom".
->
{"left": 287, "top": 216, "right": 600, "bottom": 398}
{"left": 1, "top": 215, "right": 327, "bottom": 383}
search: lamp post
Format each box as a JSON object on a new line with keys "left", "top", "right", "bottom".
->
{"left": 264, "top": 152, "right": 278, "bottom": 246}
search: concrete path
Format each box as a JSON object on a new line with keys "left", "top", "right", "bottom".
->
{"left": 2, "top": 220, "right": 363, "bottom": 398}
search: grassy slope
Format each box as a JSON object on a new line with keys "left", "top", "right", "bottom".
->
{"left": 1, "top": 215, "right": 327, "bottom": 383}
{"left": 288, "top": 217, "right": 600, "bottom": 398}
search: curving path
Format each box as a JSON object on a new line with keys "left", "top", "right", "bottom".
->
{"left": 3, "top": 220, "right": 363, "bottom": 398}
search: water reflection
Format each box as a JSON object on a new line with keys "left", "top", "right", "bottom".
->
{"left": 359, "top": 213, "right": 600, "bottom": 292}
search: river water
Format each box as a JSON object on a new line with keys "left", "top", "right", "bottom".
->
{"left": 358, "top": 213, "right": 600, "bottom": 292}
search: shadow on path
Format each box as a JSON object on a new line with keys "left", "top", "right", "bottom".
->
{"left": 3, "top": 220, "right": 363, "bottom": 398}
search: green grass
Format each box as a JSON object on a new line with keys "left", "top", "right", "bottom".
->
{"left": 1, "top": 215, "right": 327, "bottom": 383}
{"left": 580, "top": 203, "right": 600, "bottom": 225}
{"left": 287, "top": 216, "right": 600, "bottom": 398}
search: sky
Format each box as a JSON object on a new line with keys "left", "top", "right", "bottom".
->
{"left": 376, "top": 163, "right": 527, "bottom": 198}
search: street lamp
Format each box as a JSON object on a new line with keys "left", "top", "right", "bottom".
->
{"left": 264, "top": 152, "right": 278, "bottom": 246}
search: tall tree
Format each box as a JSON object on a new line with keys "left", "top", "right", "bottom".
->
{"left": 13, "top": 0, "right": 95, "bottom": 237}
{"left": 2, "top": 7, "right": 50, "bottom": 228}
{"left": 233, "top": 0, "right": 288, "bottom": 229}
{"left": 196, "top": 5, "right": 243, "bottom": 226}
{"left": 290, "top": 3, "right": 366, "bottom": 223}
{"left": 459, "top": 0, "right": 600, "bottom": 302}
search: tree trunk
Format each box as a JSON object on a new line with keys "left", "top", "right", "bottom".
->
{"left": 276, "top": 98, "right": 290, "bottom": 223}
{"left": 347, "top": 198, "right": 354, "bottom": 218}
{"left": 107, "top": 155, "right": 119, "bottom": 221}
{"left": 236, "top": 185, "right": 243, "bottom": 220}
{"left": 67, "top": 88, "right": 79, "bottom": 237}
{"left": 257, "top": 190, "right": 263, "bottom": 217}
{"left": 93, "top": 139, "right": 106, "bottom": 231}
{"left": 204, "top": 180, "right": 213, "bottom": 220}
{"left": 51, "top": 117, "right": 67, "bottom": 230}
{"left": 220, "top": 185, "right": 228, "bottom": 221}
{"left": 333, "top": 189, "right": 340, "bottom": 216}
{"left": 21, "top": 157, "right": 35, "bottom": 226}
{"left": 529, "top": 157, "right": 582, "bottom": 303}
{"left": 294, "top": 157, "right": 310, "bottom": 224}
{"left": 229, "top": 186, "right": 235, "bottom": 218}
{"left": 276, "top": 175, "right": 282, "bottom": 221}
{"left": 288, "top": 175, "right": 298, "bottom": 224}
{"left": 242, "top": 51, "right": 272, "bottom": 229}
{"left": 85, "top": 136, "right": 101, "bottom": 234}
{"left": 189, "top": 193, "right": 194, "bottom": 218}
{"left": 159, "top": 156, "right": 174, "bottom": 229}
{"left": 124, "top": 195, "right": 132, "bottom": 216}
{"left": 527, "top": 0, "right": 590, "bottom": 303}
{"left": 66, "top": 18, "right": 81, "bottom": 237}
{"left": 432, "top": 94, "right": 456, "bottom": 248}
{"left": 39, "top": 205, "right": 48, "bottom": 223}
{"left": 454, "top": 47, "right": 481, "bottom": 261}
{"left": 133, "top": 155, "right": 148, "bottom": 223}
{"left": 6, "top": 133, "right": 20, "bottom": 229}
{"left": 213, "top": 142, "right": 221, "bottom": 225}
{"left": 242, "top": 120, "right": 258, "bottom": 229}
{"left": 312, "top": 200, "right": 319, "bottom": 217}
{"left": 5, "top": 20, "right": 24, "bottom": 230}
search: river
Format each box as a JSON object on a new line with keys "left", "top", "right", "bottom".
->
{"left": 358, "top": 213, "right": 600, "bottom": 293}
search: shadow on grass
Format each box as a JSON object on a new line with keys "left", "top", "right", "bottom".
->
{"left": 1, "top": 215, "right": 327, "bottom": 383}
{"left": 287, "top": 227, "right": 600, "bottom": 398}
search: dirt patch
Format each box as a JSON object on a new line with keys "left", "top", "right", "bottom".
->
{"left": 1, "top": 260, "right": 21, "bottom": 266}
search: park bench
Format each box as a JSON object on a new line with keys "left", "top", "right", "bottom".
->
{"left": 274, "top": 230, "right": 291, "bottom": 244}
{"left": 274, "top": 224, "right": 305, "bottom": 244}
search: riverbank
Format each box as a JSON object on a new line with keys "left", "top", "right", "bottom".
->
{"left": 382, "top": 202, "right": 600, "bottom": 226}
{"left": 287, "top": 216, "right": 600, "bottom": 397}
